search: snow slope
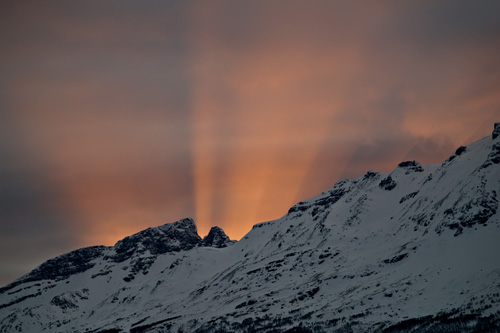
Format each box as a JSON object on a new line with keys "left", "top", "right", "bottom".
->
{"left": 1, "top": 124, "right": 499, "bottom": 332}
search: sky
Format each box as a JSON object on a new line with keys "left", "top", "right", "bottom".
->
{"left": 1, "top": 1, "right": 499, "bottom": 286}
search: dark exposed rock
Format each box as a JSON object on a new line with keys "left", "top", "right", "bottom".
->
{"left": 400, "top": 191, "right": 419, "bottom": 204}
{"left": 201, "top": 227, "right": 235, "bottom": 248}
{"left": 0, "top": 246, "right": 107, "bottom": 291}
{"left": 50, "top": 295, "right": 78, "bottom": 310}
{"left": 314, "top": 189, "right": 347, "bottom": 208}
{"left": 379, "top": 176, "right": 397, "bottom": 191}
{"left": 105, "top": 218, "right": 233, "bottom": 282}
{"left": 0, "top": 291, "right": 42, "bottom": 310}
{"left": 107, "top": 218, "right": 202, "bottom": 263}
{"left": 129, "top": 316, "right": 182, "bottom": 333}
{"left": 492, "top": 122, "right": 500, "bottom": 140}
{"left": 482, "top": 142, "right": 500, "bottom": 169}
{"left": 458, "top": 192, "right": 498, "bottom": 228}
{"left": 446, "top": 146, "right": 467, "bottom": 163}
{"left": 455, "top": 146, "right": 467, "bottom": 156}
{"left": 288, "top": 187, "right": 348, "bottom": 215}
{"left": 439, "top": 190, "right": 498, "bottom": 236}
{"left": 398, "top": 161, "right": 424, "bottom": 173}
{"left": 363, "top": 170, "right": 379, "bottom": 179}
{"left": 383, "top": 253, "right": 409, "bottom": 264}
{"left": 122, "top": 256, "right": 157, "bottom": 282}
{"left": 1, "top": 218, "right": 235, "bottom": 289}
{"left": 381, "top": 309, "right": 500, "bottom": 333}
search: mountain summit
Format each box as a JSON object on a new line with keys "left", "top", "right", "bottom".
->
{"left": 1, "top": 124, "right": 499, "bottom": 332}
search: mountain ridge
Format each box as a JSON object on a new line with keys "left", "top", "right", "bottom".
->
{"left": 1, "top": 123, "right": 499, "bottom": 332}
{"left": 0, "top": 218, "right": 233, "bottom": 294}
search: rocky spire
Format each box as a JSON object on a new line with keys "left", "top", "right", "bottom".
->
{"left": 201, "top": 226, "right": 235, "bottom": 248}
{"left": 492, "top": 122, "right": 500, "bottom": 140}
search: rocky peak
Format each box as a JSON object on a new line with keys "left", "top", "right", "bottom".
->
{"left": 1, "top": 218, "right": 229, "bottom": 289}
{"left": 110, "top": 218, "right": 202, "bottom": 262}
{"left": 379, "top": 175, "right": 396, "bottom": 190}
{"left": 158, "top": 217, "right": 198, "bottom": 234}
{"left": 201, "top": 226, "right": 235, "bottom": 248}
{"left": 493, "top": 122, "right": 500, "bottom": 140}
{"left": 0, "top": 246, "right": 107, "bottom": 293}
{"left": 397, "top": 160, "right": 424, "bottom": 174}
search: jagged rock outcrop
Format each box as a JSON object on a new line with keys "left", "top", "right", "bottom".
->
{"left": 397, "top": 160, "right": 424, "bottom": 174}
{"left": 379, "top": 175, "right": 397, "bottom": 190}
{"left": 1, "top": 218, "right": 235, "bottom": 288}
{"left": 0, "top": 246, "right": 106, "bottom": 294}
{"left": 492, "top": 122, "right": 500, "bottom": 140}
{"left": 201, "top": 226, "right": 235, "bottom": 248}
{"left": 108, "top": 218, "right": 203, "bottom": 263}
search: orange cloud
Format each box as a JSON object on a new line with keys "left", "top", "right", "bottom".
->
{"left": 185, "top": 0, "right": 500, "bottom": 240}
{"left": 1, "top": 1, "right": 499, "bottom": 289}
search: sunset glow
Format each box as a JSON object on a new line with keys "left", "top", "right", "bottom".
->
{"left": 1, "top": 1, "right": 499, "bottom": 285}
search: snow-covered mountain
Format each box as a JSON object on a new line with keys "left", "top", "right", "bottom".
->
{"left": 1, "top": 124, "right": 499, "bottom": 333}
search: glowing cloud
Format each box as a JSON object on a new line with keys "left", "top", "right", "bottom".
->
{"left": 1, "top": 0, "right": 499, "bottom": 285}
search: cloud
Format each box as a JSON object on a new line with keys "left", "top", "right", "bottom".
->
{"left": 186, "top": 0, "right": 500, "bottom": 238}
{"left": 1, "top": 0, "right": 499, "bottom": 285}
{"left": 0, "top": 136, "right": 82, "bottom": 284}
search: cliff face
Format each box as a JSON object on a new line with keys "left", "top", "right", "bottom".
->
{"left": 1, "top": 125, "right": 499, "bottom": 333}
